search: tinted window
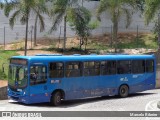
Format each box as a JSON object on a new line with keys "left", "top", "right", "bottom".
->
{"left": 49, "top": 62, "right": 64, "bottom": 78}
{"left": 65, "top": 62, "right": 82, "bottom": 77}
{"left": 83, "top": 61, "right": 100, "bottom": 76}
{"left": 101, "top": 61, "right": 116, "bottom": 75}
{"left": 30, "top": 66, "right": 47, "bottom": 85}
{"left": 117, "top": 61, "right": 131, "bottom": 74}
{"left": 146, "top": 60, "right": 154, "bottom": 73}
{"left": 132, "top": 60, "right": 145, "bottom": 74}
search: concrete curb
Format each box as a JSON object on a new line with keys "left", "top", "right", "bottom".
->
{"left": 0, "top": 86, "right": 8, "bottom": 100}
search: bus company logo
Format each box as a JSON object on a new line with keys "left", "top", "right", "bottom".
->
{"left": 51, "top": 80, "right": 61, "bottom": 84}
{"left": 120, "top": 77, "right": 128, "bottom": 82}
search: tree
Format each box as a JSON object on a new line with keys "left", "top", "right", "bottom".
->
{"left": 67, "top": 6, "right": 91, "bottom": 50}
{"left": 144, "top": 0, "right": 160, "bottom": 25}
{"left": 0, "top": 2, "right": 3, "bottom": 9}
{"left": 97, "top": 0, "right": 136, "bottom": 52}
{"left": 1, "top": 0, "right": 47, "bottom": 55}
{"left": 144, "top": 0, "right": 160, "bottom": 48}
{"left": 33, "top": 0, "right": 49, "bottom": 47}
{"left": 50, "top": 0, "right": 81, "bottom": 52}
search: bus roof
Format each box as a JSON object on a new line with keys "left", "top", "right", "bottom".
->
{"left": 11, "top": 54, "right": 155, "bottom": 62}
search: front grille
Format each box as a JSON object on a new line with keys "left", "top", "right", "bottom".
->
{"left": 11, "top": 96, "right": 19, "bottom": 100}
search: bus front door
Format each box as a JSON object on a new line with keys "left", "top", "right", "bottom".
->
{"left": 29, "top": 65, "right": 49, "bottom": 103}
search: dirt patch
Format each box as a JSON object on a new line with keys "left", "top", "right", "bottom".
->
{"left": 0, "top": 80, "right": 7, "bottom": 87}
{"left": 0, "top": 33, "right": 156, "bottom": 56}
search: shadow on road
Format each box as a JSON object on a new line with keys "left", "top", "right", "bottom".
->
{"left": 9, "top": 92, "right": 156, "bottom": 108}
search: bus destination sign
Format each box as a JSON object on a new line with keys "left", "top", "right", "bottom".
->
{"left": 10, "top": 59, "right": 27, "bottom": 65}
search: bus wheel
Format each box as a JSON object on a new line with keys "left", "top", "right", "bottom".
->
{"left": 50, "top": 91, "right": 62, "bottom": 106}
{"left": 119, "top": 85, "right": 129, "bottom": 98}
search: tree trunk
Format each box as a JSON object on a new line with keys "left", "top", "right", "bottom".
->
{"left": 24, "top": 14, "right": 29, "bottom": 56}
{"left": 113, "top": 14, "right": 118, "bottom": 53}
{"left": 84, "top": 37, "right": 88, "bottom": 52}
{"left": 79, "top": 37, "right": 83, "bottom": 50}
{"left": 63, "top": 15, "right": 67, "bottom": 52}
{"left": 80, "top": 38, "right": 82, "bottom": 50}
{"left": 34, "top": 14, "right": 38, "bottom": 47}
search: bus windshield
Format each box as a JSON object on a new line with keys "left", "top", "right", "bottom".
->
{"left": 8, "top": 65, "right": 28, "bottom": 89}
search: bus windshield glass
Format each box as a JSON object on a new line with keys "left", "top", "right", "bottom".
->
{"left": 8, "top": 65, "right": 28, "bottom": 89}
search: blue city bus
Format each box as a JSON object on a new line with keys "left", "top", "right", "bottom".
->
{"left": 8, "top": 54, "right": 156, "bottom": 106}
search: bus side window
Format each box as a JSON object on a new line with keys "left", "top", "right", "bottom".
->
{"left": 83, "top": 61, "right": 100, "bottom": 76}
{"left": 101, "top": 61, "right": 116, "bottom": 75}
{"left": 132, "top": 60, "right": 145, "bottom": 74}
{"left": 117, "top": 60, "right": 131, "bottom": 74}
{"left": 49, "top": 62, "right": 64, "bottom": 78}
{"left": 146, "top": 60, "right": 154, "bottom": 73}
{"left": 65, "top": 62, "right": 82, "bottom": 77}
{"left": 30, "top": 66, "right": 47, "bottom": 85}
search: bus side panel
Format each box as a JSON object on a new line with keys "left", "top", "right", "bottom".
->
{"left": 48, "top": 75, "right": 117, "bottom": 100}
{"left": 64, "top": 76, "right": 106, "bottom": 100}
{"left": 116, "top": 74, "right": 147, "bottom": 94}
{"left": 28, "top": 84, "right": 51, "bottom": 104}
{"left": 130, "top": 74, "right": 147, "bottom": 93}
{"left": 145, "top": 73, "right": 156, "bottom": 90}
{"left": 99, "top": 75, "right": 118, "bottom": 96}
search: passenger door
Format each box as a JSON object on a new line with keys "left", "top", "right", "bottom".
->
{"left": 29, "top": 65, "right": 49, "bottom": 103}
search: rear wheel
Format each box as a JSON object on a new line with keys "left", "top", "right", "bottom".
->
{"left": 50, "top": 91, "right": 62, "bottom": 106}
{"left": 119, "top": 85, "right": 129, "bottom": 98}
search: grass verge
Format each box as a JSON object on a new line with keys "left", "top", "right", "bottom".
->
{"left": 0, "top": 50, "right": 18, "bottom": 80}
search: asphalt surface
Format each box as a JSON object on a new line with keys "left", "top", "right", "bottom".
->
{"left": 0, "top": 89, "right": 160, "bottom": 111}
{"left": 0, "top": 89, "right": 160, "bottom": 120}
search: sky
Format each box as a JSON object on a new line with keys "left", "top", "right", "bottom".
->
{"left": 0, "top": 0, "right": 13, "bottom": 3}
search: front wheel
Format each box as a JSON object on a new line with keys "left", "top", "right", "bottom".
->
{"left": 119, "top": 85, "right": 129, "bottom": 98}
{"left": 50, "top": 91, "right": 62, "bottom": 106}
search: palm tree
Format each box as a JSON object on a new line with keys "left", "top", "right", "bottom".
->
{"left": 50, "top": 0, "right": 79, "bottom": 52}
{"left": 1, "top": 0, "right": 47, "bottom": 55}
{"left": 33, "top": 0, "right": 49, "bottom": 47}
{"left": 97, "top": 0, "right": 136, "bottom": 52}
{"left": 144, "top": 0, "right": 160, "bottom": 25}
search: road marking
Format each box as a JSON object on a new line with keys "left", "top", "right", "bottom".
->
{"left": 145, "top": 99, "right": 160, "bottom": 111}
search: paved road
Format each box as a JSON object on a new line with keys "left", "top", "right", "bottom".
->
{"left": 0, "top": 89, "right": 160, "bottom": 111}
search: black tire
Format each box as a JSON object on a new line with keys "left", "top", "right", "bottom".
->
{"left": 50, "top": 91, "right": 62, "bottom": 106}
{"left": 119, "top": 85, "right": 129, "bottom": 98}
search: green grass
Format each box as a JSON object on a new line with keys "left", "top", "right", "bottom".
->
{"left": 87, "top": 40, "right": 109, "bottom": 51}
{"left": 86, "top": 34, "right": 158, "bottom": 52}
{"left": 117, "top": 34, "right": 158, "bottom": 49}
{"left": 0, "top": 50, "right": 18, "bottom": 80}
{"left": 44, "top": 33, "right": 158, "bottom": 55}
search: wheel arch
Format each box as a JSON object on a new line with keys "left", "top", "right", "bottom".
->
{"left": 51, "top": 89, "right": 65, "bottom": 100}
{"left": 118, "top": 84, "right": 130, "bottom": 96}
{"left": 119, "top": 84, "right": 130, "bottom": 91}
